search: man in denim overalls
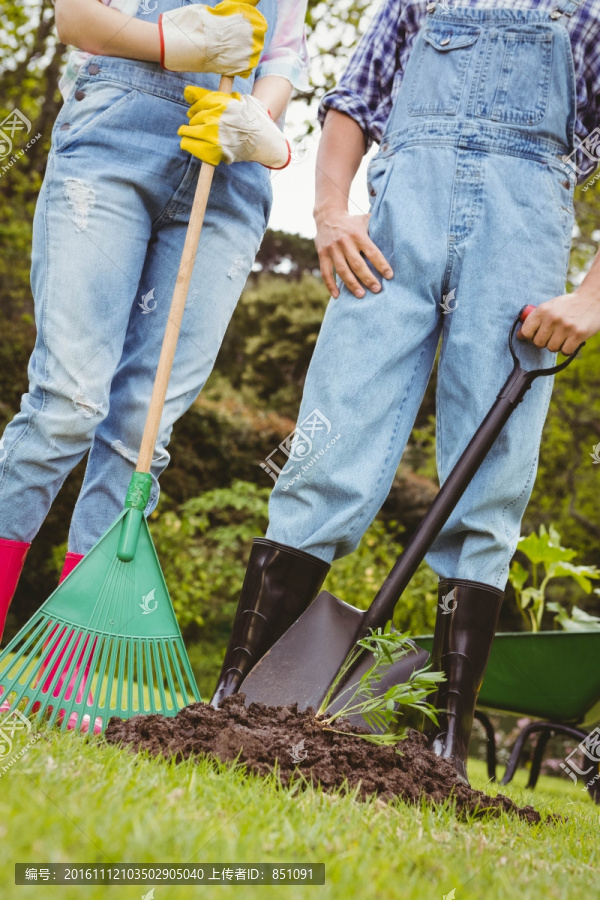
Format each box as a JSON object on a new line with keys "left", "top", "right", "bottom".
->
{"left": 214, "top": 0, "right": 600, "bottom": 782}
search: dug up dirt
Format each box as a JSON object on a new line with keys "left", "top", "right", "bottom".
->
{"left": 104, "top": 695, "right": 553, "bottom": 824}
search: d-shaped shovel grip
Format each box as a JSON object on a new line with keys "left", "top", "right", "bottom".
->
{"left": 358, "top": 303, "right": 585, "bottom": 639}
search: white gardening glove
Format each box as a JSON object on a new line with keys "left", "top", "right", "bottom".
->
{"left": 159, "top": 0, "right": 266, "bottom": 77}
{"left": 179, "top": 86, "right": 291, "bottom": 169}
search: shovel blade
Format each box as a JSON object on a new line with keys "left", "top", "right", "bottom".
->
{"left": 242, "top": 591, "right": 364, "bottom": 711}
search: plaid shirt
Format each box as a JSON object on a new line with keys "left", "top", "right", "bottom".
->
{"left": 319, "top": 0, "right": 600, "bottom": 180}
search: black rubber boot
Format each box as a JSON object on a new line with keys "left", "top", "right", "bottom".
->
{"left": 427, "top": 578, "right": 504, "bottom": 785}
{"left": 210, "top": 538, "right": 330, "bottom": 708}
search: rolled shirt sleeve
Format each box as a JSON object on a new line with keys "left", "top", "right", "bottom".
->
{"left": 572, "top": 14, "right": 600, "bottom": 180}
{"left": 318, "top": 0, "right": 404, "bottom": 150}
{"left": 255, "top": 0, "right": 310, "bottom": 91}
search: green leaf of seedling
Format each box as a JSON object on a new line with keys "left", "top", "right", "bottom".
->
{"left": 320, "top": 627, "right": 444, "bottom": 745}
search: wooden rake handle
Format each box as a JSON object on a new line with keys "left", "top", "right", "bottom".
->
{"left": 136, "top": 74, "right": 234, "bottom": 474}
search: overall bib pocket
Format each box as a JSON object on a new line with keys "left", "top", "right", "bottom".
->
{"left": 473, "top": 28, "right": 553, "bottom": 126}
{"left": 53, "top": 79, "right": 137, "bottom": 153}
{"left": 407, "top": 25, "right": 480, "bottom": 116}
{"left": 541, "top": 159, "right": 575, "bottom": 220}
{"left": 366, "top": 151, "right": 396, "bottom": 219}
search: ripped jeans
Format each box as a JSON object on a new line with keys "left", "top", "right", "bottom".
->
{"left": 0, "top": 57, "right": 271, "bottom": 553}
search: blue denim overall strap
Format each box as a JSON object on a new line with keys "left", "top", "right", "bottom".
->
{"left": 553, "top": 0, "right": 584, "bottom": 16}
{"left": 75, "top": 0, "right": 278, "bottom": 102}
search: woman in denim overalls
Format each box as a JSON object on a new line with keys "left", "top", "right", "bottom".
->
{"left": 214, "top": 0, "right": 600, "bottom": 782}
{"left": 0, "top": 0, "right": 307, "bottom": 698}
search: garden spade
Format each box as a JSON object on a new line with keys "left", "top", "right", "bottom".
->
{"left": 0, "top": 76, "right": 235, "bottom": 732}
{"left": 242, "top": 307, "right": 583, "bottom": 714}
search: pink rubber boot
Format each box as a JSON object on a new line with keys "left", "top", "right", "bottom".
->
{"left": 0, "top": 538, "right": 31, "bottom": 710}
{"left": 59, "top": 551, "right": 84, "bottom": 584}
{"left": 0, "top": 538, "right": 30, "bottom": 643}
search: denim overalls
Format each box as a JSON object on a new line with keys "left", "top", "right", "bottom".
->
{"left": 268, "top": 0, "right": 579, "bottom": 589}
{"left": 0, "top": 0, "right": 276, "bottom": 552}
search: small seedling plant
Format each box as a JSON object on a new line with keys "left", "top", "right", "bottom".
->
{"left": 316, "top": 626, "right": 445, "bottom": 747}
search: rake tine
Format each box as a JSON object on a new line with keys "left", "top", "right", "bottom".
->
{"left": 160, "top": 641, "right": 178, "bottom": 710}
{"left": 0, "top": 616, "right": 48, "bottom": 682}
{"left": 55, "top": 633, "right": 99, "bottom": 731}
{"left": 0, "top": 626, "right": 47, "bottom": 712}
{"left": 169, "top": 641, "right": 192, "bottom": 706}
{"left": 152, "top": 641, "right": 168, "bottom": 713}
{"left": 173, "top": 640, "right": 199, "bottom": 705}
{"left": 144, "top": 641, "right": 155, "bottom": 713}
{"left": 20, "top": 623, "right": 75, "bottom": 718}
{"left": 1, "top": 617, "right": 52, "bottom": 696}
{"left": 88, "top": 636, "right": 111, "bottom": 727}
{"left": 115, "top": 640, "right": 127, "bottom": 717}
{"left": 128, "top": 639, "right": 136, "bottom": 714}
{"left": 43, "top": 631, "right": 89, "bottom": 732}
{"left": 100, "top": 638, "right": 120, "bottom": 722}
{"left": 137, "top": 639, "right": 145, "bottom": 714}
{"left": 19, "top": 630, "right": 63, "bottom": 716}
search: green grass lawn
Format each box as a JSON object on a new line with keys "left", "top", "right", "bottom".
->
{"left": 1, "top": 723, "right": 598, "bottom": 900}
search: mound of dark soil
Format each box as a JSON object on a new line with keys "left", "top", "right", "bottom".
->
{"left": 104, "top": 695, "right": 552, "bottom": 824}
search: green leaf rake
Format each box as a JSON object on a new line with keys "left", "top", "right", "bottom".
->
{"left": 0, "top": 74, "right": 235, "bottom": 732}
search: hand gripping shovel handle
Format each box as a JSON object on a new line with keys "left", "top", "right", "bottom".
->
{"left": 357, "top": 304, "right": 584, "bottom": 638}
{"left": 118, "top": 75, "right": 234, "bottom": 561}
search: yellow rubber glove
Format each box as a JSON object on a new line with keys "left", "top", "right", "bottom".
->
{"left": 159, "top": 0, "right": 266, "bottom": 77}
{"left": 179, "top": 85, "right": 291, "bottom": 169}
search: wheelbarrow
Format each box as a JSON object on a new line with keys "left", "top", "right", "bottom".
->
{"left": 415, "top": 631, "right": 600, "bottom": 803}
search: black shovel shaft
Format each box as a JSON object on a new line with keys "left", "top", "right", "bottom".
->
{"left": 360, "top": 364, "right": 533, "bottom": 636}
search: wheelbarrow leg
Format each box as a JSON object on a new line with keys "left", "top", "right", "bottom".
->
{"left": 587, "top": 762, "right": 600, "bottom": 805}
{"left": 501, "top": 721, "right": 547, "bottom": 786}
{"left": 527, "top": 728, "right": 553, "bottom": 789}
{"left": 502, "top": 721, "right": 596, "bottom": 792}
{"left": 474, "top": 709, "right": 497, "bottom": 782}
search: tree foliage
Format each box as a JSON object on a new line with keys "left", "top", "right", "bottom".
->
{"left": 217, "top": 274, "right": 329, "bottom": 417}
